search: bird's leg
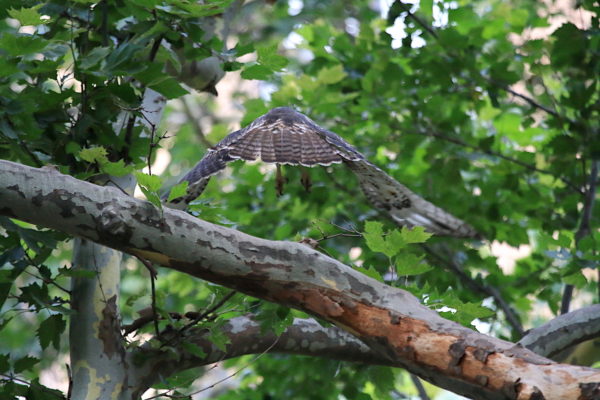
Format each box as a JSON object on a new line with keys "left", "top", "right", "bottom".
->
{"left": 301, "top": 167, "right": 312, "bottom": 192}
{"left": 275, "top": 164, "right": 286, "bottom": 196}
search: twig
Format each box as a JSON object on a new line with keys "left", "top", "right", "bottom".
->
{"left": 180, "top": 97, "right": 214, "bottom": 149}
{"left": 396, "top": 1, "right": 438, "bottom": 38}
{"left": 134, "top": 255, "right": 159, "bottom": 336}
{"left": 66, "top": 363, "right": 72, "bottom": 400}
{"left": 146, "top": 130, "right": 170, "bottom": 176}
{"left": 123, "top": 310, "right": 186, "bottom": 336}
{"left": 21, "top": 251, "right": 71, "bottom": 294}
{"left": 0, "top": 374, "right": 64, "bottom": 398}
{"left": 313, "top": 220, "right": 362, "bottom": 243}
{"left": 402, "top": 125, "right": 583, "bottom": 195}
{"left": 146, "top": 335, "right": 281, "bottom": 399}
{"left": 178, "top": 290, "right": 237, "bottom": 334}
{"left": 499, "top": 83, "right": 560, "bottom": 119}
{"left": 410, "top": 373, "right": 431, "bottom": 400}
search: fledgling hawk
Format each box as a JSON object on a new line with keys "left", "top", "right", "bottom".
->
{"left": 165, "top": 107, "right": 478, "bottom": 238}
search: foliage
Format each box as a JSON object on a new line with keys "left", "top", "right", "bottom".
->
{"left": 0, "top": 0, "right": 598, "bottom": 398}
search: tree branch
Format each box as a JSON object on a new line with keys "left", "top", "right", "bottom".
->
{"left": 129, "top": 316, "right": 382, "bottom": 396}
{"left": 2, "top": 160, "right": 600, "bottom": 400}
{"left": 519, "top": 304, "right": 600, "bottom": 358}
{"left": 180, "top": 96, "right": 214, "bottom": 149}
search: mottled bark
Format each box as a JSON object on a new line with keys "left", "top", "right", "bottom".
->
{"left": 68, "top": 87, "right": 167, "bottom": 400}
{"left": 1, "top": 160, "right": 600, "bottom": 400}
{"left": 70, "top": 238, "right": 129, "bottom": 400}
{"left": 127, "top": 316, "right": 381, "bottom": 396}
{"left": 519, "top": 304, "right": 600, "bottom": 358}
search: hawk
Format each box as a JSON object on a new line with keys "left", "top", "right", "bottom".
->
{"left": 165, "top": 107, "right": 478, "bottom": 238}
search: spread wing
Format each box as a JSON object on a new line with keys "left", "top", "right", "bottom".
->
{"left": 165, "top": 107, "right": 363, "bottom": 208}
{"left": 164, "top": 107, "right": 479, "bottom": 238}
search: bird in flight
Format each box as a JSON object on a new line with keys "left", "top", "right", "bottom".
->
{"left": 165, "top": 107, "right": 478, "bottom": 238}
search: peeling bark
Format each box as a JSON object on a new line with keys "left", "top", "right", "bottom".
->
{"left": 1, "top": 160, "right": 600, "bottom": 400}
{"left": 70, "top": 239, "right": 129, "bottom": 400}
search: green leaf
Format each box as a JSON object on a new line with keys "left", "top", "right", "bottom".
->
{"left": 38, "top": 314, "right": 65, "bottom": 350}
{"left": 167, "top": 181, "right": 189, "bottom": 202}
{"left": 232, "top": 42, "right": 254, "bottom": 57}
{"left": 363, "top": 221, "right": 386, "bottom": 254}
{"left": 101, "top": 160, "right": 134, "bottom": 177}
{"left": 317, "top": 64, "right": 346, "bottom": 85}
{"left": 8, "top": 5, "right": 46, "bottom": 26}
{"left": 207, "top": 328, "right": 231, "bottom": 352}
{"left": 257, "top": 44, "right": 288, "bottom": 70}
{"left": 13, "top": 356, "right": 38, "bottom": 373}
{"left": 241, "top": 64, "right": 274, "bottom": 80}
{"left": 0, "top": 34, "right": 48, "bottom": 56}
{"left": 104, "top": 42, "right": 144, "bottom": 74}
{"left": 384, "top": 230, "right": 406, "bottom": 256}
{"left": 135, "top": 172, "right": 163, "bottom": 192}
{"left": 79, "top": 47, "right": 111, "bottom": 70}
{"left": 79, "top": 146, "right": 108, "bottom": 164}
{"left": 360, "top": 266, "right": 384, "bottom": 282}
{"left": 368, "top": 366, "right": 395, "bottom": 398}
{"left": 0, "top": 354, "right": 9, "bottom": 373}
{"left": 363, "top": 222, "right": 417, "bottom": 258}
{"left": 557, "top": 231, "right": 573, "bottom": 247}
{"left": 139, "top": 187, "right": 163, "bottom": 209}
{"left": 395, "top": 254, "right": 433, "bottom": 276}
{"left": 149, "top": 76, "right": 189, "bottom": 100}
{"left": 563, "top": 271, "right": 587, "bottom": 288}
{"left": 399, "top": 226, "right": 432, "bottom": 244}
{"left": 58, "top": 267, "right": 96, "bottom": 279}
{"left": 181, "top": 341, "right": 207, "bottom": 359}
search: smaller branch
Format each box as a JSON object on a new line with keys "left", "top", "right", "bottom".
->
{"left": 130, "top": 315, "right": 383, "bottom": 396}
{"left": 411, "top": 374, "right": 431, "bottom": 400}
{"left": 0, "top": 374, "right": 64, "bottom": 398}
{"left": 66, "top": 363, "right": 72, "bottom": 400}
{"left": 134, "top": 256, "right": 159, "bottom": 335}
{"left": 180, "top": 97, "right": 214, "bottom": 149}
{"left": 21, "top": 255, "right": 71, "bottom": 294}
{"left": 519, "top": 304, "right": 600, "bottom": 358}
{"left": 403, "top": 126, "right": 583, "bottom": 195}
{"left": 422, "top": 244, "right": 525, "bottom": 337}
{"left": 178, "top": 290, "right": 237, "bottom": 335}
{"left": 312, "top": 220, "right": 362, "bottom": 243}
{"left": 150, "top": 336, "right": 281, "bottom": 400}
{"left": 560, "top": 159, "right": 599, "bottom": 314}
{"left": 397, "top": 2, "right": 438, "bottom": 38}
{"left": 123, "top": 309, "right": 186, "bottom": 336}
{"left": 499, "top": 83, "right": 560, "bottom": 119}
{"left": 148, "top": 35, "right": 163, "bottom": 62}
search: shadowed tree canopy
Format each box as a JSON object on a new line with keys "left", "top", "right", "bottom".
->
{"left": 0, "top": 1, "right": 598, "bottom": 399}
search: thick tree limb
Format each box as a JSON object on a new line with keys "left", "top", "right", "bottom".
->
{"left": 1, "top": 160, "right": 600, "bottom": 400}
{"left": 519, "top": 304, "right": 600, "bottom": 359}
{"left": 128, "top": 316, "right": 381, "bottom": 396}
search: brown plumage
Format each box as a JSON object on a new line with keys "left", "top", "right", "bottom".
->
{"left": 165, "top": 107, "right": 479, "bottom": 238}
